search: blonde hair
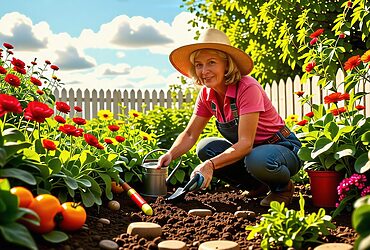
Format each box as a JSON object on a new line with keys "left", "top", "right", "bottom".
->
{"left": 189, "top": 49, "right": 241, "bottom": 86}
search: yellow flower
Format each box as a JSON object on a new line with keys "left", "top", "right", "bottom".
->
{"left": 139, "top": 131, "right": 154, "bottom": 141}
{"left": 129, "top": 109, "right": 141, "bottom": 118}
{"left": 98, "top": 110, "right": 114, "bottom": 121}
{"left": 361, "top": 50, "right": 370, "bottom": 63}
{"left": 286, "top": 114, "right": 299, "bottom": 123}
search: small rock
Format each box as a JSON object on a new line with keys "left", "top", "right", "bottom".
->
{"left": 99, "top": 239, "right": 119, "bottom": 250}
{"left": 188, "top": 209, "right": 212, "bottom": 217}
{"left": 234, "top": 210, "right": 256, "bottom": 219}
{"left": 158, "top": 240, "right": 188, "bottom": 250}
{"left": 127, "top": 222, "right": 162, "bottom": 239}
{"left": 108, "top": 200, "right": 120, "bottom": 211}
{"left": 199, "top": 240, "right": 240, "bottom": 250}
{"left": 98, "top": 218, "right": 111, "bottom": 225}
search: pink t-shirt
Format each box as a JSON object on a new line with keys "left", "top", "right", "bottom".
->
{"left": 194, "top": 76, "right": 285, "bottom": 144}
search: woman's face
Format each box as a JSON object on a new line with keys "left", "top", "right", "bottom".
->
{"left": 194, "top": 50, "right": 227, "bottom": 88}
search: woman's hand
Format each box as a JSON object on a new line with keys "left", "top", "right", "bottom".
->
{"left": 156, "top": 152, "right": 172, "bottom": 169}
{"left": 190, "top": 160, "right": 214, "bottom": 189}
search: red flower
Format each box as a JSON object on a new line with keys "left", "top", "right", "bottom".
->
{"left": 84, "top": 133, "right": 99, "bottom": 147}
{"left": 74, "top": 128, "right": 84, "bottom": 137}
{"left": 324, "top": 92, "right": 345, "bottom": 104}
{"left": 5, "top": 74, "right": 21, "bottom": 87}
{"left": 3, "top": 43, "right": 14, "bottom": 49}
{"left": 355, "top": 105, "right": 365, "bottom": 110}
{"left": 305, "top": 61, "right": 316, "bottom": 73}
{"left": 309, "top": 28, "right": 324, "bottom": 38}
{"left": 296, "top": 120, "right": 308, "bottom": 126}
{"left": 115, "top": 135, "right": 126, "bottom": 143}
{"left": 347, "top": 1, "right": 352, "bottom": 7}
{"left": 72, "top": 117, "right": 86, "bottom": 125}
{"left": 344, "top": 55, "right": 361, "bottom": 71}
{"left": 54, "top": 115, "right": 66, "bottom": 124}
{"left": 59, "top": 124, "right": 78, "bottom": 136}
{"left": 74, "top": 106, "right": 82, "bottom": 112}
{"left": 96, "top": 144, "right": 104, "bottom": 150}
{"left": 339, "top": 33, "right": 346, "bottom": 39}
{"left": 42, "top": 139, "right": 57, "bottom": 151}
{"left": 0, "top": 94, "right": 23, "bottom": 117}
{"left": 108, "top": 125, "right": 120, "bottom": 131}
{"left": 36, "top": 89, "right": 44, "bottom": 95}
{"left": 11, "top": 58, "right": 25, "bottom": 69}
{"left": 50, "top": 65, "right": 59, "bottom": 70}
{"left": 309, "top": 37, "right": 318, "bottom": 46}
{"left": 24, "top": 101, "right": 54, "bottom": 123}
{"left": 330, "top": 107, "right": 347, "bottom": 116}
{"left": 30, "top": 77, "right": 42, "bottom": 86}
{"left": 294, "top": 91, "right": 305, "bottom": 97}
{"left": 56, "top": 101, "right": 71, "bottom": 114}
{"left": 305, "top": 111, "right": 314, "bottom": 118}
{"left": 104, "top": 138, "right": 113, "bottom": 144}
{"left": 143, "top": 136, "right": 148, "bottom": 140}
{"left": 45, "top": 60, "right": 51, "bottom": 65}
{"left": 340, "top": 93, "right": 350, "bottom": 101}
{"left": 13, "top": 66, "right": 26, "bottom": 74}
{"left": 31, "top": 61, "right": 37, "bottom": 66}
{"left": 0, "top": 66, "right": 7, "bottom": 74}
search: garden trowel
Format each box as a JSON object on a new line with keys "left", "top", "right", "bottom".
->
{"left": 165, "top": 172, "right": 205, "bottom": 202}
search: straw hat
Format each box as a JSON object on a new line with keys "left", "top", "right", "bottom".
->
{"left": 169, "top": 28, "right": 253, "bottom": 77}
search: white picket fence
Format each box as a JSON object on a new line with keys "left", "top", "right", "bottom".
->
{"left": 54, "top": 69, "right": 370, "bottom": 120}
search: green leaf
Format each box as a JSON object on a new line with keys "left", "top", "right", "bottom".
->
{"left": 311, "top": 138, "right": 334, "bottom": 159}
{"left": 0, "top": 223, "right": 37, "bottom": 250}
{"left": 98, "top": 172, "right": 113, "bottom": 200}
{"left": 334, "top": 145, "right": 355, "bottom": 160}
{"left": 64, "top": 176, "right": 78, "bottom": 190}
{"left": 0, "top": 178, "right": 10, "bottom": 191}
{"left": 355, "top": 153, "right": 370, "bottom": 173}
{"left": 48, "top": 157, "right": 62, "bottom": 174}
{"left": 3, "top": 142, "right": 32, "bottom": 158}
{"left": 361, "top": 131, "right": 370, "bottom": 145}
{"left": 59, "top": 150, "right": 70, "bottom": 163}
{"left": 2, "top": 128, "right": 26, "bottom": 142}
{"left": 23, "top": 149, "right": 41, "bottom": 162}
{"left": 42, "top": 230, "right": 69, "bottom": 243}
{"left": 352, "top": 204, "right": 370, "bottom": 234}
{"left": 0, "top": 168, "right": 37, "bottom": 185}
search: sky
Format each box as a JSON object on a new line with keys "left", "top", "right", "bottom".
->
{"left": 0, "top": 0, "right": 204, "bottom": 90}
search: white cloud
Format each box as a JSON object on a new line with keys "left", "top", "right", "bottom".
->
{"left": 0, "top": 11, "right": 204, "bottom": 90}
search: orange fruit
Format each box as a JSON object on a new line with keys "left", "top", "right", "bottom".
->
{"left": 10, "top": 186, "right": 34, "bottom": 208}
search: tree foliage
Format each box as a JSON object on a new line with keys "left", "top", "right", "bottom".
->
{"left": 181, "top": 0, "right": 370, "bottom": 85}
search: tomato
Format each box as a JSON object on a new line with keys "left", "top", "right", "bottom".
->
{"left": 58, "top": 202, "right": 87, "bottom": 231}
{"left": 26, "top": 194, "right": 62, "bottom": 234}
{"left": 111, "top": 181, "right": 124, "bottom": 194}
{"left": 10, "top": 186, "right": 34, "bottom": 208}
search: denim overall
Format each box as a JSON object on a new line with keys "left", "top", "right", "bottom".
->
{"left": 196, "top": 96, "right": 302, "bottom": 192}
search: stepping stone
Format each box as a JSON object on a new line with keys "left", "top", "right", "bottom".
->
{"left": 234, "top": 211, "right": 256, "bottom": 219}
{"left": 127, "top": 222, "right": 162, "bottom": 239}
{"left": 98, "top": 239, "right": 119, "bottom": 250}
{"left": 158, "top": 240, "right": 188, "bottom": 250}
{"left": 314, "top": 243, "right": 353, "bottom": 250}
{"left": 188, "top": 209, "right": 212, "bottom": 217}
{"left": 199, "top": 240, "right": 240, "bottom": 250}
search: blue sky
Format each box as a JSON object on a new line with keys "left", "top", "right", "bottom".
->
{"left": 0, "top": 0, "right": 202, "bottom": 90}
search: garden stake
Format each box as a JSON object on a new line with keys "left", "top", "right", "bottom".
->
{"left": 119, "top": 179, "right": 153, "bottom": 216}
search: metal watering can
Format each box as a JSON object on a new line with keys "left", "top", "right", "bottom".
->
{"left": 141, "top": 149, "right": 182, "bottom": 197}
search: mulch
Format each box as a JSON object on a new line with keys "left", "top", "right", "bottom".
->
{"left": 0, "top": 184, "right": 357, "bottom": 250}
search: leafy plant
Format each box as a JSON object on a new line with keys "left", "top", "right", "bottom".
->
{"left": 352, "top": 195, "right": 370, "bottom": 250}
{"left": 246, "top": 193, "right": 335, "bottom": 249}
{"left": 181, "top": 0, "right": 370, "bottom": 86}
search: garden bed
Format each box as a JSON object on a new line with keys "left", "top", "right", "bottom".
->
{"left": 1, "top": 184, "right": 357, "bottom": 250}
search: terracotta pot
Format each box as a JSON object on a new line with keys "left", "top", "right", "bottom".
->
{"left": 306, "top": 170, "right": 342, "bottom": 208}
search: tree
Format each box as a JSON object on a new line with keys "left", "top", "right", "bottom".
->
{"left": 181, "top": 0, "right": 370, "bottom": 86}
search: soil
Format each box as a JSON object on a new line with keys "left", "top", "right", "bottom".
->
{"left": 1, "top": 184, "right": 357, "bottom": 250}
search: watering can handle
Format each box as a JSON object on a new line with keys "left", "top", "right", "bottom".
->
{"left": 142, "top": 149, "right": 182, "bottom": 184}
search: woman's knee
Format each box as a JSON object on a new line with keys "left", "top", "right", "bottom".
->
{"left": 196, "top": 137, "right": 231, "bottom": 161}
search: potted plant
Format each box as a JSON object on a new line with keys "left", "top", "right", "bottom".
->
{"left": 292, "top": 5, "right": 370, "bottom": 207}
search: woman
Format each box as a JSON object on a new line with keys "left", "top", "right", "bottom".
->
{"left": 157, "top": 28, "right": 302, "bottom": 206}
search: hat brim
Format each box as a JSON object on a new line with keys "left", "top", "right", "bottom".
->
{"left": 169, "top": 43, "right": 253, "bottom": 78}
